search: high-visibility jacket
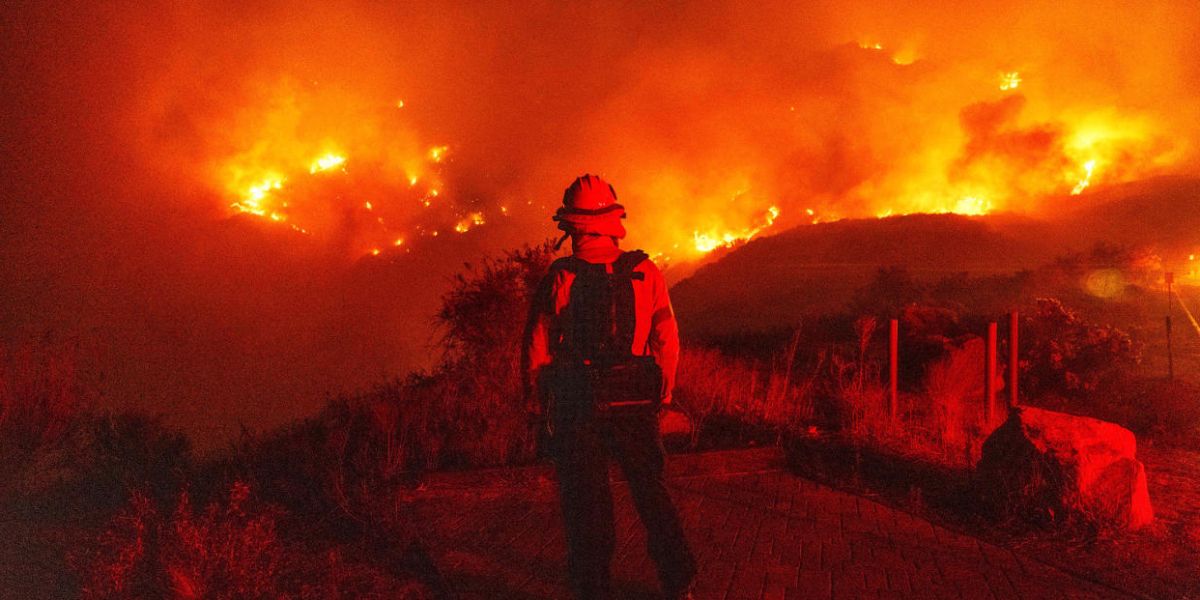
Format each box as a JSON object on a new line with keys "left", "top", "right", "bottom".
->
{"left": 523, "top": 237, "right": 679, "bottom": 407}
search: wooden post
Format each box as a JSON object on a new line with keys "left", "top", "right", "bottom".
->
{"left": 1009, "top": 311, "right": 1019, "bottom": 410}
{"left": 889, "top": 319, "right": 898, "bottom": 421}
{"left": 985, "top": 322, "right": 997, "bottom": 424}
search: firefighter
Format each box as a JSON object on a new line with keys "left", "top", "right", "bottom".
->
{"left": 523, "top": 174, "right": 696, "bottom": 600}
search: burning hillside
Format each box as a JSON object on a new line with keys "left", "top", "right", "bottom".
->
{"left": 117, "top": 2, "right": 1198, "bottom": 263}
{"left": 2, "top": 1, "right": 1199, "bottom": 445}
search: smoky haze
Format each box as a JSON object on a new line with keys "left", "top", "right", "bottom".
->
{"left": 2, "top": 1, "right": 1198, "bottom": 448}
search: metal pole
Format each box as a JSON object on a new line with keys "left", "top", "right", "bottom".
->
{"left": 986, "top": 322, "right": 997, "bottom": 424}
{"left": 889, "top": 319, "right": 898, "bottom": 421}
{"left": 1009, "top": 311, "right": 1019, "bottom": 410}
{"left": 1167, "top": 272, "right": 1174, "bottom": 382}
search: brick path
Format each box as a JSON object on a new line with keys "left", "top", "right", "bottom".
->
{"left": 396, "top": 448, "right": 1134, "bottom": 599}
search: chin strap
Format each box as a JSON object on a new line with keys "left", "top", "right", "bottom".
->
{"left": 553, "top": 232, "right": 570, "bottom": 250}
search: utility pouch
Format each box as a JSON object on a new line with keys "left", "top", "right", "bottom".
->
{"left": 591, "top": 355, "right": 663, "bottom": 417}
{"left": 544, "top": 356, "right": 663, "bottom": 427}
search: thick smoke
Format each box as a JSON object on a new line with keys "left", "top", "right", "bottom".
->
{"left": 2, "top": 0, "right": 1197, "bottom": 448}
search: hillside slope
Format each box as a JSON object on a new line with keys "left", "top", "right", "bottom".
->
{"left": 671, "top": 176, "right": 1200, "bottom": 338}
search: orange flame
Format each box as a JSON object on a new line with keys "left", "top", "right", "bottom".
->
{"left": 692, "top": 205, "right": 780, "bottom": 253}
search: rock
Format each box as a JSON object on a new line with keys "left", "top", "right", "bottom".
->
{"left": 977, "top": 406, "right": 1153, "bottom": 530}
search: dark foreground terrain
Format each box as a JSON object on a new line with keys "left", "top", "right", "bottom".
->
{"left": 399, "top": 448, "right": 1133, "bottom": 599}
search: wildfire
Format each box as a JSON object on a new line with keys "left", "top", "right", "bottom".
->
{"left": 999, "top": 71, "right": 1022, "bottom": 91}
{"left": 231, "top": 177, "right": 285, "bottom": 219}
{"left": 692, "top": 205, "right": 780, "bottom": 253}
{"left": 949, "top": 196, "right": 991, "bottom": 216}
{"left": 208, "top": 22, "right": 1184, "bottom": 266}
{"left": 309, "top": 153, "right": 346, "bottom": 173}
{"left": 223, "top": 141, "right": 463, "bottom": 257}
{"left": 453, "top": 212, "right": 486, "bottom": 233}
{"left": 857, "top": 39, "right": 917, "bottom": 65}
{"left": 1071, "top": 159, "right": 1097, "bottom": 195}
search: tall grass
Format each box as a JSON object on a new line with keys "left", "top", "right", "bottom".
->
{"left": 0, "top": 341, "right": 88, "bottom": 455}
{"left": 815, "top": 321, "right": 999, "bottom": 469}
{"left": 676, "top": 330, "right": 818, "bottom": 446}
{"left": 828, "top": 317, "right": 891, "bottom": 441}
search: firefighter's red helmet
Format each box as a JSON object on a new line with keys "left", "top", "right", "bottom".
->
{"left": 562, "top": 174, "right": 619, "bottom": 212}
{"left": 553, "top": 174, "right": 626, "bottom": 239}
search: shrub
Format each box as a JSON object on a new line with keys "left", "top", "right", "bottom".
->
{"left": 823, "top": 317, "right": 891, "bottom": 441}
{"left": 252, "top": 242, "right": 560, "bottom": 485}
{"left": 852, "top": 266, "right": 925, "bottom": 316}
{"left": 73, "top": 482, "right": 285, "bottom": 599}
{"left": 0, "top": 341, "right": 90, "bottom": 473}
{"left": 432, "top": 242, "right": 558, "bottom": 464}
{"left": 675, "top": 329, "right": 818, "bottom": 447}
{"left": 437, "top": 242, "right": 557, "bottom": 377}
{"left": 676, "top": 348, "right": 791, "bottom": 444}
{"left": 917, "top": 337, "right": 996, "bottom": 465}
{"left": 73, "top": 482, "right": 433, "bottom": 599}
{"left": 0, "top": 343, "right": 187, "bottom": 517}
{"left": 1021, "top": 297, "right": 1140, "bottom": 401}
{"left": 62, "top": 412, "right": 192, "bottom": 515}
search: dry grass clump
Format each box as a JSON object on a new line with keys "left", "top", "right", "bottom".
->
{"left": 815, "top": 320, "right": 998, "bottom": 469}
{"left": 71, "top": 481, "right": 432, "bottom": 600}
{"left": 676, "top": 330, "right": 818, "bottom": 446}
{"left": 916, "top": 337, "right": 993, "bottom": 466}
{"left": 828, "top": 317, "right": 891, "bottom": 442}
{"left": 0, "top": 342, "right": 190, "bottom": 514}
{"left": 0, "top": 341, "right": 89, "bottom": 460}
{"left": 72, "top": 482, "right": 285, "bottom": 599}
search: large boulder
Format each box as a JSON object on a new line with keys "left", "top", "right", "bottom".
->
{"left": 977, "top": 406, "right": 1153, "bottom": 530}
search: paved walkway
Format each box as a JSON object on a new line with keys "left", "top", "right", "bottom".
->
{"left": 396, "top": 448, "right": 1133, "bottom": 600}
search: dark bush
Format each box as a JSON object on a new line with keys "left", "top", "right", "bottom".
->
{"left": 1021, "top": 297, "right": 1141, "bottom": 402}
{"left": 72, "top": 480, "right": 434, "bottom": 600}
{"left": 1, "top": 341, "right": 93, "bottom": 494}
{"left": 851, "top": 266, "right": 925, "bottom": 316}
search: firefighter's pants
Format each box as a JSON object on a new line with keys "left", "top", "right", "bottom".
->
{"left": 553, "top": 412, "right": 696, "bottom": 599}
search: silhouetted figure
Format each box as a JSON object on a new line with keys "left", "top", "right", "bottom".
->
{"left": 524, "top": 174, "right": 696, "bottom": 600}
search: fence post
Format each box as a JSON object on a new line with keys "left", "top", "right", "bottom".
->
{"left": 985, "top": 322, "right": 997, "bottom": 424}
{"left": 1009, "top": 311, "right": 1019, "bottom": 410}
{"left": 889, "top": 319, "right": 898, "bottom": 421}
